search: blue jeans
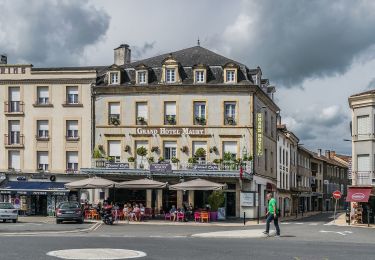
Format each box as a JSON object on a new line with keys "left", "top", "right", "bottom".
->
{"left": 266, "top": 214, "right": 280, "bottom": 235}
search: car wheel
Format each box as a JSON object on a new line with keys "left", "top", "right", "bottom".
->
{"left": 12, "top": 219, "right": 17, "bottom": 223}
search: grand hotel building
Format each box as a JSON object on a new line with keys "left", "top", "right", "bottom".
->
{"left": 0, "top": 45, "right": 279, "bottom": 218}
{"left": 81, "top": 44, "right": 279, "bottom": 218}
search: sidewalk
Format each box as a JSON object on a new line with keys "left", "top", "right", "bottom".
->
{"left": 330, "top": 213, "right": 375, "bottom": 229}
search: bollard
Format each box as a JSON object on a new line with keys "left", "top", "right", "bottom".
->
{"left": 368, "top": 210, "right": 370, "bottom": 228}
{"left": 243, "top": 212, "right": 246, "bottom": 226}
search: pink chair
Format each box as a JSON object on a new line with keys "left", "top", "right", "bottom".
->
{"left": 177, "top": 212, "right": 185, "bottom": 222}
{"left": 164, "top": 213, "right": 171, "bottom": 220}
{"left": 194, "top": 212, "right": 201, "bottom": 222}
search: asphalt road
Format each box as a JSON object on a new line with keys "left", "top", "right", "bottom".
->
{"left": 0, "top": 213, "right": 374, "bottom": 260}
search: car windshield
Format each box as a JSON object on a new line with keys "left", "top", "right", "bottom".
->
{"left": 0, "top": 203, "right": 14, "bottom": 209}
{"left": 59, "top": 202, "right": 80, "bottom": 209}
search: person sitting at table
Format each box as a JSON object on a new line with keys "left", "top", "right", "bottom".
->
{"left": 170, "top": 205, "right": 177, "bottom": 221}
{"left": 127, "top": 204, "right": 134, "bottom": 221}
{"left": 139, "top": 203, "right": 145, "bottom": 221}
{"left": 133, "top": 204, "right": 141, "bottom": 221}
{"left": 185, "top": 203, "right": 193, "bottom": 221}
{"left": 123, "top": 203, "right": 129, "bottom": 220}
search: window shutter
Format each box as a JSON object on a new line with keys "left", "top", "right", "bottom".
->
{"left": 38, "top": 121, "right": 49, "bottom": 131}
{"left": 38, "top": 152, "right": 48, "bottom": 164}
{"left": 357, "top": 115, "right": 370, "bottom": 135}
{"left": 223, "top": 141, "right": 237, "bottom": 154}
{"left": 38, "top": 87, "right": 49, "bottom": 98}
{"left": 137, "top": 103, "right": 148, "bottom": 118}
{"left": 9, "top": 87, "right": 20, "bottom": 101}
{"left": 357, "top": 154, "right": 370, "bottom": 172}
{"left": 67, "top": 152, "right": 78, "bottom": 163}
{"left": 9, "top": 151, "right": 20, "bottom": 169}
{"left": 67, "top": 86, "right": 78, "bottom": 95}
{"left": 136, "top": 141, "right": 148, "bottom": 150}
{"left": 108, "top": 141, "right": 121, "bottom": 157}
{"left": 67, "top": 121, "right": 78, "bottom": 130}
{"left": 9, "top": 121, "right": 20, "bottom": 131}
{"left": 193, "top": 141, "right": 207, "bottom": 154}
{"left": 164, "top": 141, "right": 177, "bottom": 148}
{"left": 109, "top": 103, "right": 120, "bottom": 114}
{"left": 165, "top": 102, "right": 176, "bottom": 115}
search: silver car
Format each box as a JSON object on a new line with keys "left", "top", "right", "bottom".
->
{"left": 0, "top": 202, "right": 18, "bottom": 223}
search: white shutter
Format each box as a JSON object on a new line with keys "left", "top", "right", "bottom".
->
{"left": 165, "top": 102, "right": 176, "bottom": 115}
{"left": 137, "top": 103, "right": 148, "bottom": 119}
{"left": 357, "top": 154, "right": 370, "bottom": 172}
{"left": 164, "top": 141, "right": 177, "bottom": 148}
{"left": 136, "top": 141, "right": 148, "bottom": 149}
{"left": 38, "top": 152, "right": 48, "bottom": 164}
{"left": 9, "top": 151, "right": 20, "bottom": 170}
{"left": 223, "top": 141, "right": 237, "bottom": 154}
{"left": 67, "top": 152, "right": 78, "bottom": 163}
{"left": 193, "top": 141, "right": 207, "bottom": 154}
{"left": 108, "top": 141, "right": 121, "bottom": 157}
{"left": 109, "top": 103, "right": 120, "bottom": 114}
{"left": 38, "top": 120, "right": 49, "bottom": 131}
{"left": 357, "top": 115, "right": 370, "bottom": 135}
{"left": 67, "top": 86, "right": 78, "bottom": 95}
{"left": 38, "top": 87, "right": 49, "bottom": 98}
{"left": 67, "top": 121, "right": 78, "bottom": 130}
{"left": 9, "top": 87, "right": 20, "bottom": 101}
{"left": 9, "top": 121, "right": 20, "bottom": 131}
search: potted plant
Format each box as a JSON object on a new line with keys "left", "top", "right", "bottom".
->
{"left": 194, "top": 148, "right": 206, "bottom": 162}
{"left": 137, "top": 116, "right": 147, "bottom": 125}
{"left": 147, "top": 156, "right": 154, "bottom": 163}
{"left": 93, "top": 147, "right": 103, "bottom": 159}
{"left": 98, "top": 144, "right": 104, "bottom": 151}
{"left": 181, "top": 146, "right": 189, "bottom": 153}
{"left": 110, "top": 117, "right": 120, "bottom": 126}
{"left": 209, "top": 146, "right": 218, "bottom": 153}
{"left": 207, "top": 191, "right": 225, "bottom": 221}
{"left": 136, "top": 147, "right": 148, "bottom": 168}
{"left": 213, "top": 158, "right": 222, "bottom": 164}
{"left": 151, "top": 146, "right": 159, "bottom": 153}
{"left": 124, "top": 145, "right": 131, "bottom": 153}
{"left": 188, "top": 157, "right": 197, "bottom": 164}
{"left": 128, "top": 157, "right": 135, "bottom": 162}
{"left": 171, "top": 157, "right": 180, "bottom": 164}
{"left": 225, "top": 116, "right": 235, "bottom": 125}
{"left": 158, "top": 157, "right": 165, "bottom": 163}
{"left": 166, "top": 115, "right": 176, "bottom": 125}
{"left": 195, "top": 116, "right": 206, "bottom": 125}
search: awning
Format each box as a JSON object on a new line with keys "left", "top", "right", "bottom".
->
{"left": 0, "top": 181, "right": 69, "bottom": 196}
{"left": 115, "top": 178, "right": 167, "bottom": 189}
{"left": 169, "top": 178, "right": 226, "bottom": 191}
{"left": 346, "top": 187, "right": 372, "bottom": 202}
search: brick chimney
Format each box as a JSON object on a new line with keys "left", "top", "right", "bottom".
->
{"left": 330, "top": 150, "right": 336, "bottom": 158}
{"left": 325, "top": 150, "right": 330, "bottom": 158}
{"left": 114, "top": 44, "right": 131, "bottom": 66}
{"left": 0, "top": 54, "right": 7, "bottom": 64}
{"left": 317, "top": 149, "right": 322, "bottom": 157}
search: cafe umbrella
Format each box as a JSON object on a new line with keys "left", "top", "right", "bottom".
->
{"left": 169, "top": 178, "right": 226, "bottom": 191}
{"left": 115, "top": 178, "right": 167, "bottom": 189}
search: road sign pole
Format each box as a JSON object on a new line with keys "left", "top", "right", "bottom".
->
{"left": 333, "top": 198, "right": 337, "bottom": 224}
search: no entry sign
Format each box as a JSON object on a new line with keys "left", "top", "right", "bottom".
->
{"left": 332, "top": 190, "right": 342, "bottom": 200}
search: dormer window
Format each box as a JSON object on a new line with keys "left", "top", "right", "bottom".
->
{"left": 195, "top": 70, "right": 205, "bottom": 83}
{"left": 166, "top": 69, "right": 176, "bottom": 83}
{"left": 110, "top": 72, "right": 119, "bottom": 84}
{"left": 226, "top": 70, "right": 236, "bottom": 82}
{"left": 137, "top": 71, "right": 147, "bottom": 84}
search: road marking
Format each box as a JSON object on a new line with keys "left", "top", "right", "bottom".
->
{"left": 281, "top": 222, "right": 291, "bottom": 225}
{"left": 319, "top": 230, "right": 347, "bottom": 236}
{"left": 294, "top": 223, "right": 303, "bottom": 225}
{"left": 308, "top": 223, "right": 319, "bottom": 226}
{"left": 46, "top": 248, "right": 147, "bottom": 259}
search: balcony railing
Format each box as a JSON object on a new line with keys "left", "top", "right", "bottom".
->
{"left": 352, "top": 171, "right": 373, "bottom": 185}
{"left": 4, "top": 133, "right": 24, "bottom": 147}
{"left": 4, "top": 101, "right": 24, "bottom": 114}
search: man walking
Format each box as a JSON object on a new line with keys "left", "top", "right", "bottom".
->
{"left": 263, "top": 192, "right": 280, "bottom": 237}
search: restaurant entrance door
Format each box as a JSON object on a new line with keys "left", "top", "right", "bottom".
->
{"left": 226, "top": 192, "right": 236, "bottom": 217}
{"left": 31, "top": 195, "right": 47, "bottom": 215}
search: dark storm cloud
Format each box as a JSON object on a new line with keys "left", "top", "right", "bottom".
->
{"left": 0, "top": 0, "right": 110, "bottom": 66}
{"left": 213, "top": 0, "right": 375, "bottom": 87}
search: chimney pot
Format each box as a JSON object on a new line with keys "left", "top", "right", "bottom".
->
{"left": 317, "top": 149, "right": 322, "bottom": 157}
{"left": 114, "top": 44, "right": 131, "bottom": 66}
{"left": 325, "top": 150, "right": 330, "bottom": 158}
{"left": 0, "top": 54, "right": 7, "bottom": 64}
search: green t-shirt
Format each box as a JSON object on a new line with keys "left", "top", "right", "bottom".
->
{"left": 268, "top": 198, "right": 276, "bottom": 214}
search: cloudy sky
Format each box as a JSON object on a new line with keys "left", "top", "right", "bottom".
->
{"left": 2, "top": 0, "right": 375, "bottom": 155}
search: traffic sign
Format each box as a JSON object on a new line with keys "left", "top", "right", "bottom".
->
{"left": 332, "top": 190, "right": 342, "bottom": 200}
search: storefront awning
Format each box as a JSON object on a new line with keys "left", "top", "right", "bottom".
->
{"left": 346, "top": 187, "right": 372, "bottom": 202}
{"left": 0, "top": 181, "right": 69, "bottom": 196}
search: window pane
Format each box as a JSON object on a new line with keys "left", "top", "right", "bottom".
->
{"left": 108, "top": 140, "right": 121, "bottom": 157}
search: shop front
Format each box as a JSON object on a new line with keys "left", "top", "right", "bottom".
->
{"left": 0, "top": 181, "right": 71, "bottom": 216}
{"left": 346, "top": 186, "right": 374, "bottom": 224}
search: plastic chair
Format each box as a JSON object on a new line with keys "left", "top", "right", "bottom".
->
{"left": 194, "top": 212, "right": 201, "bottom": 222}
{"left": 164, "top": 213, "right": 171, "bottom": 220}
{"left": 91, "top": 210, "right": 100, "bottom": 220}
{"left": 177, "top": 212, "right": 185, "bottom": 222}
{"left": 201, "top": 211, "right": 209, "bottom": 223}
{"left": 84, "top": 210, "right": 91, "bottom": 219}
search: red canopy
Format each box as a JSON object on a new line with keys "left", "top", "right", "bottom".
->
{"left": 346, "top": 187, "right": 372, "bottom": 202}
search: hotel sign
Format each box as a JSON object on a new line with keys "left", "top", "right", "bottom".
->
{"left": 136, "top": 127, "right": 205, "bottom": 136}
{"left": 256, "top": 113, "right": 263, "bottom": 156}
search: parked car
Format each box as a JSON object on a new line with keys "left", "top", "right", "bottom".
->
{"left": 55, "top": 201, "right": 84, "bottom": 224}
{"left": 0, "top": 202, "right": 18, "bottom": 223}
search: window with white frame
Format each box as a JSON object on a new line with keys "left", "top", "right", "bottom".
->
{"left": 224, "top": 102, "right": 236, "bottom": 125}
{"left": 137, "top": 71, "right": 147, "bottom": 84}
{"left": 136, "top": 102, "right": 148, "bottom": 125}
{"left": 8, "top": 87, "right": 21, "bottom": 112}
{"left": 194, "top": 101, "right": 206, "bottom": 125}
{"left": 165, "top": 68, "right": 176, "bottom": 83}
{"left": 37, "top": 120, "right": 49, "bottom": 138}
{"left": 8, "top": 150, "right": 20, "bottom": 170}
{"left": 37, "top": 86, "right": 49, "bottom": 104}
{"left": 357, "top": 115, "right": 370, "bottom": 138}
{"left": 195, "top": 70, "right": 205, "bottom": 83}
{"left": 223, "top": 141, "right": 237, "bottom": 161}
{"left": 108, "top": 140, "right": 121, "bottom": 163}
{"left": 66, "top": 120, "right": 79, "bottom": 139}
{"left": 226, "top": 70, "right": 235, "bottom": 82}
{"left": 164, "top": 102, "right": 176, "bottom": 125}
{"left": 164, "top": 141, "right": 177, "bottom": 162}
{"left": 193, "top": 141, "right": 207, "bottom": 163}
{"left": 37, "top": 151, "right": 49, "bottom": 171}
{"left": 8, "top": 120, "right": 20, "bottom": 144}
{"left": 66, "top": 86, "right": 79, "bottom": 104}
{"left": 108, "top": 102, "right": 120, "bottom": 125}
{"left": 66, "top": 151, "right": 78, "bottom": 171}
{"left": 110, "top": 72, "right": 119, "bottom": 84}
{"left": 135, "top": 141, "right": 148, "bottom": 168}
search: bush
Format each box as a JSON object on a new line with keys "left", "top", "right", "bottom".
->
{"left": 188, "top": 157, "right": 197, "bottom": 164}
{"left": 213, "top": 158, "right": 222, "bottom": 164}
{"left": 93, "top": 148, "right": 103, "bottom": 159}
{"left": 171, "top": 157, "right": 180, "bottom": 163}
{"left": 158, "top": 157, "right": 165, "bottom": 163}
{"left": 128, "top": 157, "right": 135, "bottom": 162}
{"left": 195, "top": 148, "right": 206, "bottom": 158}
{"left": 223, "top": 152, "right": 233, "bottom": 162}
{"left": 208, "top": 191, "right": 225, "bottom": 211}
{"left": 147, "top": 156, "right": 154, "bottom": 163}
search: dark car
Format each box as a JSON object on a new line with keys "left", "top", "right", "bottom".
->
{"left": 55, "top": 202, "right": 84, "bottom": 224}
